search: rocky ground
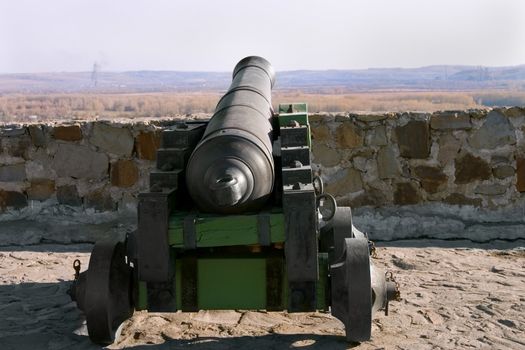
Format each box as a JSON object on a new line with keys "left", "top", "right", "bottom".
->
{"left": 0, "top": 240, "right": 524, "bottom": 350}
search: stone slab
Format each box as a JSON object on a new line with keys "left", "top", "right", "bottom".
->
{"left": 474, "top": 184, "right": 507, "bottom": 196}
{"left": 111, "top": 160, "right": 139, "bottom": 188}
{"left": 0, "top": 163, "right": 26, "bottom": 182}
{"left": 335, "top": 122, "right": 363, "bottom": 148}
{"left": 135, "top": 131, "right": 161, "bottom": 160}
{"left": 455, "top": 153, "right": 491, "bottom": 184}
{"left": 492, "top": 165, "right": 515, "bottom": 179}
{"left": 311, "top": 143, "right": 340, "bottom": 167}
{"left": 394, "top": 182, "right": 422, "bottom": 205}
{"left": 84, "top": 188, "right": 116, "bottom": 211}
{"left": 325, "top": 168, "right": 363, "bottom": 195}
{"left": 56, "top": 185, "right": 82, "bottom": 206}
{"left": 0, "top": 127, "right": 26, "bottom": 137}
{"left": 366, "top": 125, "right": 387, "bottom": 146}
{"left": 413, "top": 165, "right": 448, "bottom": 193}
{"left": 377, "top": 146, "right": 400, "bottom": 179}
{"left": 28, "top": 125, "right": 46, "bottom": 147}
{"left": 0, "top": 190, "right": 27, "bottom": 210}
{"left": 395, "top": 121, "right": 430, "bottom": 159}
{"left": 52, "top": 144, "right": 108, "bottom": 179}
{"left": 26, "top": 179, "right": 55, "bottom": 201}
{"left": 469, "top": 110, "right": 516, "bottom": 149}
{"left": 517, "top": 158, "right": 525, "bottom": 192}
{"left": 52, "top": 125, "right": 82, "bottom": 141}
{"left": 430, "top": 112, "right": 471, "bottom": 130}
{"left": 443, "top": 193, "right": 482, "bottom": 207}
{"left": 89, "top": 123, "right": 134, "bottom": 156}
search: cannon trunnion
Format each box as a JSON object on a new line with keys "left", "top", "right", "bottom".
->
{"left": 69, "top": 56, "right": 399, "bottom": 345}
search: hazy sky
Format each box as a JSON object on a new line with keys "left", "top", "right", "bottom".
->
{"left": 1, "top": 0, "right": 524, "bottom": 73}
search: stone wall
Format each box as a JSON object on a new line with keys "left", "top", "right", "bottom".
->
{"left": 310, "top": 107, "right": 525, "bottom": 209}
{"left": 1, "top": 108, "right": 524, "bottom": 241}
{"left": 0, "top": 118, "right": 187, "bottom": 213}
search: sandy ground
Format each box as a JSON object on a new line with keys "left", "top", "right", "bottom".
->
{"left": 0, "top": 240, "right": 524, "bottom": 350}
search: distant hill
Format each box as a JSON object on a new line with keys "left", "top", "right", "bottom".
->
{"left": 1, "top": 65, "right": 524, "bottom": 94}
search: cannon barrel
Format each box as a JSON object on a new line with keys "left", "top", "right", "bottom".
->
{"left": 186, "top": 56, "right": 276, "bottom": 214}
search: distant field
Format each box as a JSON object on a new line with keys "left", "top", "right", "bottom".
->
{"left": 1, "top": 90, "right": 525, "bottom": 122}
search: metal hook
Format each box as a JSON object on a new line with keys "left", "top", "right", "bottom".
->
{"left": 73, "top": 259, "right": 81, "bottom": 280}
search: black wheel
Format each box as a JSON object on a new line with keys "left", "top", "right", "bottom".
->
{"left": 313, "top": 175, "right": 324, "bottom": 195}
{"left": 319, "top": 206, "right": 353, "bottom": 264}
{"left": 85, "top": 240, "right": 134, "bottom": 345}
{"left": 317, "top": 193, "right": 337, "bottom": 221}
{"left": 330, "top": 237, "right": 372, "bottom": 342}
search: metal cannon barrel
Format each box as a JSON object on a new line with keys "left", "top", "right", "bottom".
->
{"left": 186, "top": 56, "right": 276, "bottom": 214}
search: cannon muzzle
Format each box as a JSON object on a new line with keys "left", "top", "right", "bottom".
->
{"left": 186, "top": 56, "right": 276, "bottom": 214}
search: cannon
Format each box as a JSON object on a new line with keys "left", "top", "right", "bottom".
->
{"left": 69, "top": 56, "right": 400, "bottom": 345}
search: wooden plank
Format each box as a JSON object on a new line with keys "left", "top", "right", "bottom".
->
{"left": 168, "top": 211, "right": 285, "bottom": 247}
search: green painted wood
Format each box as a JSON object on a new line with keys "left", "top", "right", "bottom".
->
{"left": 317, "top": 253, "right": 329, "bottom": 311}
{"left": 137, "top": 281, "right": 148, "bottom": 310}
{"left": 278, "top": 103, "right": 308, "bottom": 114}
{"left": 278, "top": 113, "right": 309, "bottom": 127}
{"left": 175, "top": 257, "right": 268, "bottom": 310}
{"left": 168, "top": 212, "right": 285, "bottom": 247}
{"left": 278, "top": 103, "right": 309, "bottom": 127}
{"left": 138, "top": 252, "right": 329, "bottom": 312}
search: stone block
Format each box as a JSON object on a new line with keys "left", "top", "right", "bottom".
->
{"left": 355, "top": 115, "right": 388, "bottom": 122}
{"left": 366, "top": 125, "right": 387, "bottom": 146}
{"left": 135, "top": 131, "right": 161, "bottom": 160}
{"left": 28, "top": 125, "right": 46, "bottom": 147}
{"left": 517, "top": 158, "right": 525, "bottom": 192}
{"left": 0, "top": 190, "right": 27, "bottom": 210}
{"left": 0, "top": 127, "right": 26, "bottom": 137}
{"left": 57, "top": 185, "right": 82, "bottom": 206}
{"left": 352, "top": 156, "right": 367, "bottom": 172}
{"left": 52, "top": 125, "right": 82, "bottom": 141}
{"left": 413, "top": 166, "right": 448, "bottom": 193}
{"left": 90, "top": 123, "right": 134, "bottom": 156}
{"left": 492, "top": 165, "right": 515, "bottom": 179}
{"left": 310, "top": 124, "right": 331, "bottom": 143}
{"left": 438, "top": 134, "right": 461, "bottom": 165}
{"left": 469, "top": 110, "right": 516, "bottom": 149}
{"left": 474, "top": 184, "right": 507, "bottom": 196}
{"left": 0, "top": 163, "right": 26, "bottom": 182}
{"left": 312, "top": 143, "right": 341, "bottom": 167}
{"left": 377, "top": 146, "right": 400, "bottom": 179}
{"left": 2, "top": 136, "right": 31, "bottom": 158}
{"left": 454, "top": 153, "right": 491, "bottom": 184}
{"left": 395, "top": 121, "right": 430, "bottom": 159}
{"left": 348, "top": 188, "right": 387, "bottom": 208}
{"left": 111, "top": 160, "right": 139, "bottom": 188}
{"left": 443, "top": 193, "right": 482, "bottom": 207}
{"left": 27, "top": 179, "right": 55, "bottom": 200}
{"left": 308, "top": 114, "right": 328, "bottom": 123}
{"left": 335, "top": 122, "right": 363, "bottom": 148}
{"left": 491, "top": 155, "right": 509, "bottom": 165}
{"left": 430, "top": 112, "right": 471, "bottom": 130}
{"left": 85, "top": 189, "right": 116, "bottom": 211}
{"left": 394, "top": 182, "right": 421, "bottom": 205}
{"left": 325, "top": 168, "right": 363, "bottom": 195}
{"left": 52, "top": 144, "right": 108, "bottom": 179}
{"left": 503, "top": 107, "right": 525, "bottom": 118}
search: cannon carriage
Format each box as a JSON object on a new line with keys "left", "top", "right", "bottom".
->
{"left": 69, "top": 56, "right": 399, "bottom": 345}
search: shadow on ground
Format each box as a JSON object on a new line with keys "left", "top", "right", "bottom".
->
{"left": 0, "top": 280, "right": 100, "bottom": 350}
{"left": 119, "top": 334, "right": 351, "bottom": 350}
{"left": 0, "top": 280, "right": 352, "bottom": 350}
{"left": 376, "top": 238, "right": 525, "bottom": 249}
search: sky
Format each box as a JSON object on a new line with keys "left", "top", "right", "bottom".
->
{"left": 1, "top": 0, "right": 524, "bottom": 74}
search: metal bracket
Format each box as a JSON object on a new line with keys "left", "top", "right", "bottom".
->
{"left": 183, "top": 215, "right": 197, "bottom": 249}
{"left": 257, "top": 212, "right": 271, "bottom": 246}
